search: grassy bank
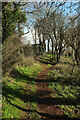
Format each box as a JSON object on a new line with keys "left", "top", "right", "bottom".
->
{"left": 48, "top": 56, "right": 80, "bottom": 118}
{"left": 2, "top": 63, "right": 46, "bottom": 119}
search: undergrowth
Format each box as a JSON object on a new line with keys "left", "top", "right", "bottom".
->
{"left": 48, "top": 56, "right": 80, "bottom": 119}
{"left": 2, "top": 63, "right": 46, "bottom": 119}
{"left": 39, "top": 53, "right": 57, "bottom": 65}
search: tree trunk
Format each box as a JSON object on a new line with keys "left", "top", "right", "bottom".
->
{"left": 59, "top": 47, "right": 62, "bottom": 60}
{"left": 34, "top": 29, "right": 37, "bottom": 54}
{"left": 75, "top": 50, "right": 79, "bottom": 65}
{"left": 43, "top": 34, "right": 45, "bottom": 53}
{"left": 18, "top": 23, "right": 21, "bottom": 37}
{"left": 52, "top": 39, "right": 54, "bottom": 59}
{"left": 57, "top": 50, "right": 59, "bottom": 63}
{"left": 48, "top": 39, "right": 50, "bottom": 53}
{"left": 52, "top": 39, "right": 53, "bottom": 54}
{"left": 38, "top": 31, "right": 41, "bottom": 53}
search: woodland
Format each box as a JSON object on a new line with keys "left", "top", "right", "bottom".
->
{"left": 1, "top": 1, "right": 80, "bottom": 119}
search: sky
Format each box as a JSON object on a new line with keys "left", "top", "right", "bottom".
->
{"left": 21, "top": 28, "right": 51, "bottom": 51}
{"left": 22, "top": 27, "right": 39, "bottom": 44}
{"left": 23, "top": 1, "right": 78, "bottom": 29}
{"left": 21, "top": 1, "right": 79, "bottom": 49}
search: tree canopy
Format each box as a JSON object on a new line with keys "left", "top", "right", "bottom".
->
{"left": 2, "top": 2, "right": 27, "bottom": 43}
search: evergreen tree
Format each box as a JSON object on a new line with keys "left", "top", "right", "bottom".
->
{"left": 2, "top": 2, "right": 27, "bottom": 43}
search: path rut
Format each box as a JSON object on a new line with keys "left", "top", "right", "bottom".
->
{"left": 36, "top": 65, "right": 64, "bottom": 120}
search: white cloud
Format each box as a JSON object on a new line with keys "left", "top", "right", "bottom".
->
{"left": 21, "top": 27, "right": 39, "bottom": 45}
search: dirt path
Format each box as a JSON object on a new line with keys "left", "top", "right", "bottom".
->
{"left": 36, "top": 65, "right": 65, "bottom": 120}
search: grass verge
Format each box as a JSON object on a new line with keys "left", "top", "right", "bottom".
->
{"left": 2, "top": 62, "right": 47, "bottom": 119}
{"left": 48, "top": 56, "right": 80, "bottom": 119}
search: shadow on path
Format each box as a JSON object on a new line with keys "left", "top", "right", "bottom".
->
{"left": 36, "top": 65, "right": 79, "bottom": 119}
{"left": 3, "top": 66, "right": 80, "bottom": 119}
{"left": 5, "top": 99, "right": 79, "bottom": 120}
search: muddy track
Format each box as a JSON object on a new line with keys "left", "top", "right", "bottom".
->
{"left": 36, "top": 65, "right": 65, "bottom": 120}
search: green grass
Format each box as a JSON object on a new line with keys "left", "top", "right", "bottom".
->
{"left": 2, "top": 54, "right": 80, "bottom": 119}
{"left": 48, "top": 56, "right": 80, "bottom": 118}
{"left": 2, "top": 63, "right": 46, "bottom": 118}
{"left": 40, "top": 53, "right": 57, "bottom": 65}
